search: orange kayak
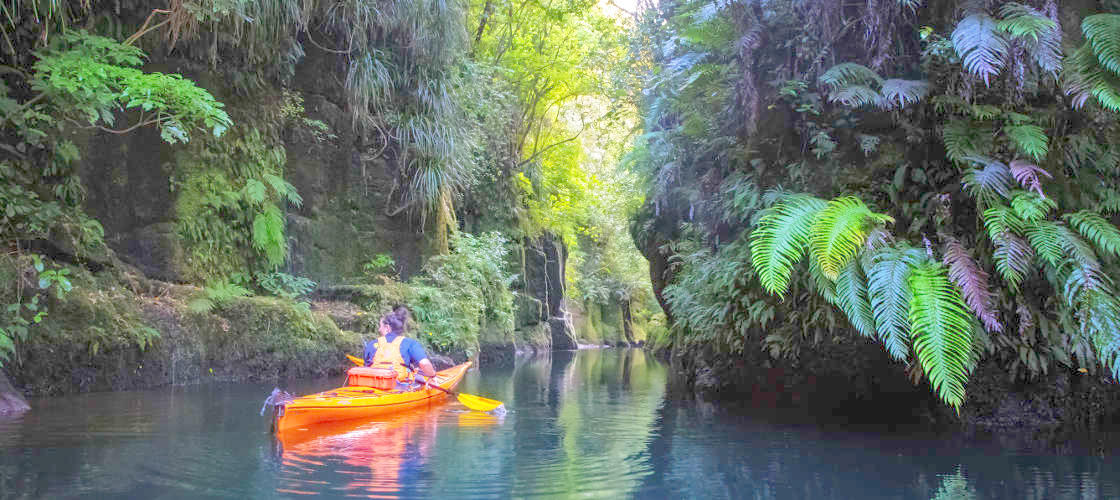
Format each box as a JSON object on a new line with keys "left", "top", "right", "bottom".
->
{"left": 273, "top": 362, "right": 471, "bottom": 432}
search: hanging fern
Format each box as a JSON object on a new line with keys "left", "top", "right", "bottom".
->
{"left": 829, "top": 85, "right": 882, "bottom": 107}
{"left": 1082, "top": 14, "right": 1120, "bottom": 75}
{"left": 750, "top": 194, "right": 827, "bottom": 295}
{"left": 1066, "top": 39, "right": 1120, "bottom": 112}
{"left": 961, "top": 156, "right": 1012, "bottom": 204}
{"left": 952, "top": 13, "right": 1009, "bottom": 86}
{"left": 879, "top": 79, "right": 931, "bottom": 109}
{"left": 1024, "top": 219, "right": 1065, "bottom": 268}
{"left": 998, "top": 2, "right": 1062, "bottom": 74}
{"left": 252, "top": 204, "right": 287, "bottom": 267}
{"left": 943, "top": 237, "right": 1002, "bottom": 333}
{"left": 1065, "top": 211, "right": 1120, "bottom": 259}
{"left": 908, "top": 259, "right": 975, "bottom": 411}
{"left": 1008, "top": 160, "right": 1052, "bottom": 197}
{"left": 993, "top": 232, "right": 1034, "bottom": 290}
{"left": 835, "top": 260, "right": 876, "bottom": 338}
{"left": 810, "top": 196, "right": 893, "bottom": 280}
{"left": 1004, "top": 125, "right": 1049, "bottom": 162}
{"left": 866, "top": 247, "right": 918, "bottom": 361}
{"left": 982, "top": 205, "right": 1026, "bottom": 241}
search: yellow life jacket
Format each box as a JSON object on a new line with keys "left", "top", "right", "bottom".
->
{"left": 371, "top": 335, "right": 411, "bottom": 381}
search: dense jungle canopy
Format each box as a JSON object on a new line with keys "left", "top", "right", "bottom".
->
{"left": 4, "top": 0, "right": 1120, "bottom": 416}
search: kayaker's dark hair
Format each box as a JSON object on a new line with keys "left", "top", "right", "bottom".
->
{"left": 382, "top": 312, "right": 405, "bottom": 335}
{"left": 392, "top": 304, "right": 411, "bottom": 331}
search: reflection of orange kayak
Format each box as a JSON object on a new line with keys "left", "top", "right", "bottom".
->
{"left": 274, "top": 362, "right": 471, "bottom": 432}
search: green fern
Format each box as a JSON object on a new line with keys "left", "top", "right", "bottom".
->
{"left": 252, "top": 204, "right": 287, "bottom": 267}
{"left": 879, "top": 79, "right": 931, "bottom": 109}
{"left": 908, "top": 259, "right": 975, "bottom": 411}
{"left": 1082, "top": 14, "right": 1120, "bottom": 75}
{"left": 1024, "top": 220, "right": 1065, "bottom": 268}
{"left": 1064, "top": 211, "right": 1120, "bottom": 259}
{"left": 961, "top": 156, "right": 1012, "bottom": 204}
{"left": 750, "top": 194, "right": 828, "bottom": 295}
{"left": 982, "top": 205, "right": 1026, "bottom": 241}
{"left": 819, "top": 63, "right": 883, "bottom": 89}
{"left": 993, "top": 233, "right": 1034, "bottom": 290}
{"left": 187, "top": 281, "right": 252, "bottom": 314}
{"left": 866, "top": 247, "right": 920, "bottom": 361}
{"left": 1004, "top": 124, "right": 1049, "bottom": 161}
{"left": 835, "top": 259, "right": 876, "bottom": 338}
{"left": 952, "top": 13, "right": 1010, "bottom": 86}
{"left": 1010, "top": 191, "right": 1056, "bottom": 222}
{"left": 1066, "top": 41, "right": 1120, "bottom": 112}
{"left": 810, "top": 196, "right": 893, "bottom": 280}
{"left": 943, "top": 120, "right": 994, "bottom": 163}
{"left": 829, "top": 85, "right": 882, "bottom": 108}
{"left": 998, "top": 3, "right": 1063, "bottom": 74}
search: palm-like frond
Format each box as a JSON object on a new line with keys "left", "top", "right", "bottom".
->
{"left": 997, "top": 3, "right": 1063, "bottom": 74}
{"left": 810, "top": 196, "right": 893, "bottom": 280}
{"left": 750, "top": 194, "right": 828, "bottom": 295}
{"left": 879, "top": 79, "right": 931, "bottom": 109}
{"left": 961, "top": 156, "right": 1012, "bottom": 203}
{"left": 835, "top": 260, "right": 876, "bottom": 338}
{"left": 866, "top": 247, "right": 918, "bottom": 360}
{"left": 952, "top": 13, "right": 1009, "bottom": 86}
{"left": 982, "top": 205, "right": 1026, "bottom": 241}
{"left": 943, "top": 237, "right": 1002, "bottom": 333}
{"left": 1024, "top": 220, "right": 1065, "bottom": 268}
{"left": 993, "top": 232, "right": 1034, "bottom": 290}
{"left": 829, "top": 85, "right": 882, "bottom": 107}
{"left": 1004, "top": 125, "right": 1049, "bottom": 162}
{"left": 819, "top": 63, "right": 883, "bottom": 89}
{"left": 1075, "top": 287, "right": 1120, "bottom": 380}
{"left": 908, "top": 259, "right": 975, "bottom": 411}
{"left": 1009, "top": 160, "right": 1052, "bottom": 197}
{"left": 1065, "top": 44, "right": 1120, "bottom": 112}
{"left": 1010, "top": 191, "right": 1057, "bottom": 222}
{"left": 943, "top": 120, "right": 994, "bottom": 163}
{"left": 1064, "top": 211, "right": 1120, "bottom": 259}
{"left": 1082, "top": 14, "right": 1120, "bottom": 75}
{"left": 252, "top": 204, "right": 287, "bottom": 267}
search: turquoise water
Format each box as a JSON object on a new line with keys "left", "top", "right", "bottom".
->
{"left": 0, "top": 348, "right": 1117, "bottom": 499}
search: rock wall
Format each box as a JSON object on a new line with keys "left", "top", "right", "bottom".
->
{"left": 520, "top": 234, "right": 576, "bottom": 350}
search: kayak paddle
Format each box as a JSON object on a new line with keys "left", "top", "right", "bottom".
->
{"left": 345, "top": 354, "right": 505, "bottom": 413}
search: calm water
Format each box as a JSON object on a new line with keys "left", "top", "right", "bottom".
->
{"left": 1, "top": 349, "right": 1118, "bottom": 499}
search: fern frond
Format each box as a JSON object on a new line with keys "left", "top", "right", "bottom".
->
{"left": 908, "top": 259, "right": 975, "bottom": 410}
{"left": 867, "top": 248, "right": 918, "bottom": 360}
{"left": 943, "top": 120, "right": 994, "bottom": 163}
{"left": 997, "top": 3, "right": 1058, "bottom": 42}
{"left": 1024, "top": 220, "right": 1065, "bottom": 268}
{"left": 835, "top": 260, "right": 876, "bottom": 338}
{"left": 1082, "top": 14, "right": 1120, "bottom": 75}
{"left": 943, "top": 237, "right": 1002, "bottom": 333}
{"left": 809, "top": 257, "right": 838, "bottom": 305}
{"left": 970, "top": 104, "right": 1002, "bottom": 120}
{"left": 879, "top": 79, "right": 930, "bottom": 109}
{"left": 1065, "top": 211, "right": 1120, "bottom": 259}
{"left": 1009, "top": 160, "right": 1052, "bottom": 198}
{"left": 1010, "top": 191, "right": 1056, "bottom": 222}
{"left": 828, "top": 85, "right": 882, "bottom": 108}
{"left": 961, "top": 156, "right": 1012, "bottom": 203}
{"left": 252, "top": 204, "right": 287, "bottom": 267}
{"left": 1065, "top": 43, "right": 1120, "bottom": 112}
{"left": 264, "top": 173, "right": 303, "bottom": 207}
{"left": 1075, "top": 287, "right": 1120, "bottom": 380}
{"left": 819, "top": 63, "right": 883, "bottom": 89}
{"left": 1057, "top": 224, "right": 1101, "bottom": 272}
{"left": 750, "top": 194, "right": 828, "bottom": 295}
{"left": 810, "top": 196, "right": 894, "bottom": 280}
{"left": 993, "top": 232, "right": 1034, "bottom": 290}
{"left": 982, "top": 205, "right": 1026, "bottom": 241}
{"left": 952, "top": 13, "right": 1010, "bottom": 86}
{"left": 1004, "top": 125, "right": 1049, "bottom": 162}
{"left": 242, "top": 179, "right": 268, "bottom": 204}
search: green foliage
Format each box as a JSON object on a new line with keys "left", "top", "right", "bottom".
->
{"left": 257, "top": 272, "right": 316, "bottom": 300}
{"left": 866, "top": 247, "right": 921, "bottom": 361}
{"left": 362, "top": 254, "right": 397, "bottom": 278}
{"left": 1065, "top": 211, "right": 1120, "bottom": 258}
{"left": 834, "top": 260, "right": 875, "bottom": 338}
{"left": 1004, "top": 124, "right": 1049, "bottom": 161}
{"left": 951, "top": 13, "right": 1008, "bottom": 86}
{"left": 187, "top": 281, "right": 253, "bottom": 315}
{"left": 1067, "top": 17, "right": 1120, "bottom": 112}
{"left": 750, "top": 194, "right": 827, "bottom": 295}
{"left": 810, "top": 196, "right": 893, "bottom": 280}
{"left": 0, "top": 253, "right": 73, "bottom": 365}
{"left": 907, "top": 259, "right": 974, "bottom": 412}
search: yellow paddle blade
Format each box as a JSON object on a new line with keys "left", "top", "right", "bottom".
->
{"left": 346, "top": 354, "right": 364, "bottom": 366}
{"left": 456, "top": 392, "right": 504, "bottom": 412}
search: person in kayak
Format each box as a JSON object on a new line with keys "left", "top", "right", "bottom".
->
{"left": 364, "top": 311, "right": 437, "bottom": 388}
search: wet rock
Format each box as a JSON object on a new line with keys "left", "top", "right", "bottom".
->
{"left": 549, "top": 317, "right": 577, "bottom": 350}
{"left": 0, "top": 371, "right": 29, "bottom": 414}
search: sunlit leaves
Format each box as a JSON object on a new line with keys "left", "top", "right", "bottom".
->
{"left": 750, "top": 194, "right": 827, "bottom": 294}
{"left": 810, "top": 196, "right": 893, "bottom": 280}
{"left": 908, "top": 259, "right": 974, "bottom": 411}
{"left": 866, "top": 247, "right": 917, "bottom": 361}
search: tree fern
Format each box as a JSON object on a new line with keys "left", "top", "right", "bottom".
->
{"left": 1082, "top": 14, "right": 1120, "bottom": 75}
{"left": 809, "top": 196, "right": 893, "bottom": 280}
{"left": 908, "top": 259, "right": 975, "bottom": 411}
{"left": 961, "top": 156, "right": 1012, "bottom": 203}
{"left": 952, "top": 13, "right": 1009, "bottom": 86}
{"left": 943, "top": 237, "right": 1002, "bottom": 333}
{"left": 993, "top": 232, "right": 1033, "bottom": 290}
{"left": 1008, "top": 160, "right": 1052, "bottom": 197}
{"left": 1064, "top": 211, "right": 1120, "bottom": 259}
{"left": 1004, "top": 125, "right": 1049, "bottom": 162}
{"left": 866, "top": 247, "right": 918, "bottom": 361}
{"left": 835, "top": 259, "right": 876, "bottom": 338}
{"left": 879, "top": 79, "right": 931, "bottom": 109}
{"left": 1010, "top": 191, "right": 1056, "bottom": 222}
{"left": 750, "top": 194, "right": 827, "bottom": 295}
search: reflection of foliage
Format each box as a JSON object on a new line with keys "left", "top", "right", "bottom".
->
{"left": 930, "top": 466, "right": 978, "bottom": 500}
